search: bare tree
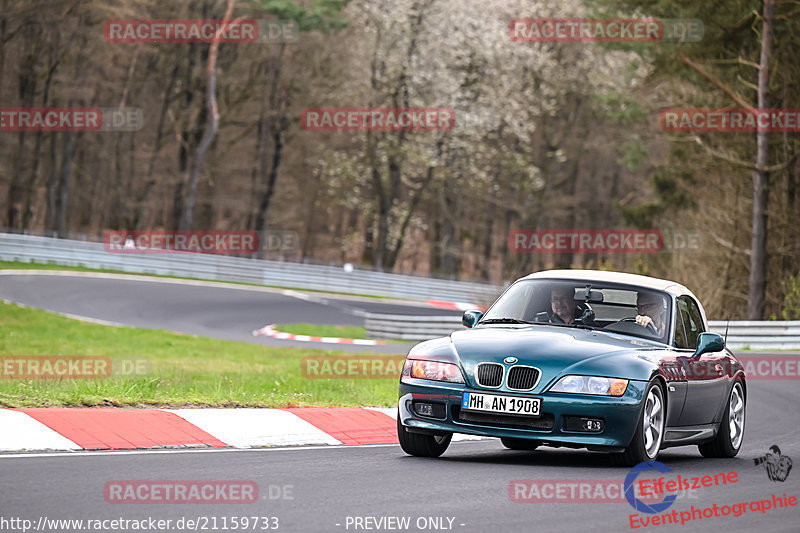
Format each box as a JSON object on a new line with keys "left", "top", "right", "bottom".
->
{"left": 748, "top": 0, "right": 774, "bottom": 320}
{"left": 179, "top": 0, "right": 234, "bottom": 231}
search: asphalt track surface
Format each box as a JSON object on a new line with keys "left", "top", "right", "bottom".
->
{"left": 1, "top": 272, "right": 799, "bottom": 531}
{"left": 2, "top": 271, "right": 799, "bottom": 532}
{"left": 0, "top": 272, "right": 460, "bottom": 354}
{"left": 1, "top": 374, "right": 798, "bottom": 532}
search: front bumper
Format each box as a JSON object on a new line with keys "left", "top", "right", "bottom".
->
{"left": 398, "top": 377, "right": 648, "bottom": 450}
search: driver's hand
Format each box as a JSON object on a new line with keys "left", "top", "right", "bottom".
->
{"left": 635, "top": 315, "right": 653, "bottom": 328}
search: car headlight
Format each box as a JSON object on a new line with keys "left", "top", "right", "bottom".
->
{"left": 550, "top": 375, "right": 628, "bottom": 396}
{"left": 401, "top": 359, "right": 465, "bottom": 384}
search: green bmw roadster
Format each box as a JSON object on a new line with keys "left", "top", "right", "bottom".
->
{"left": 397, "top": 270, "right": 746, "bottom": 466}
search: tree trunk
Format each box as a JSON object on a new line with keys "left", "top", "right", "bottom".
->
{"left": 179, "top": 0, "right": 234, "bottom": 231}
{"left": 8, "top": 131, "right": 27, "bottom": 230}
{"left": 385, "top": 139, "right": 443, "bottom": 270}
{"left": 747, "top": 0, "right": 774, "bottom": 320}
{"left": 135, "top": 65, "right": 178, "bottom": 229}
{"left": 300, "top": 175, "right": 321, "bottom": 262}
{"left": 253, "top": 44, "right": 288, "bottom": 253}
{"left": 0, "top": 11, "right": 6, "bottom": 102}
{"left": 45, "top": 133, "right": 57, "bottom": 232}
{"left": 22, "top": 53, "right": 58, "bottom": 230}
{"left": 7, "top": 43, "right": 37, "bottom": 229}
{"left": 172, "top": 42, "right": 201, "bottom": 229}
{"left": 255, "top": 128, "right": 284, "bottom": 240}
{"left": 363, "top": 131, "right": 382, "bottom": 265}
{"left": 55, "top": 131, "right": 76, "bottom": 237}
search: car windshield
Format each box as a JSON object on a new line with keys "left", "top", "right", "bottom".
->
{"left": 479, "top": 279, "right": 671, "bottom": 342}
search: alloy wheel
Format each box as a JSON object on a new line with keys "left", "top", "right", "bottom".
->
{"left": 728, "top": 383, "right": 745, "bottom": 449}
{"left": 643, "top": 386, "right": 665, "bottom": 458}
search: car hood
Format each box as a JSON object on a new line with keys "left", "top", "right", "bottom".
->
{"left": 423, "top": 325, "right": 664, "bottom": 390}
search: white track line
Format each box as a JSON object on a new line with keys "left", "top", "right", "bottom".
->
{"left": 0, "top": 439, "right": 498, "bottom": 460}
{"left": 252, "top": 324, "right": 386, "bottom": 345}
{"left": 0, "top": 410, "right": 81, "bottom": 451}
{"left": 166, "top": 408, "right": 342, "bottom": 447}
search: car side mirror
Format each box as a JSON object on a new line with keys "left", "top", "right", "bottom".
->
{"left": 462, "top": 310, "right": 483, "bottom": 328}
{"left": 693, "top": 332, "right": 725, "bottom": 357}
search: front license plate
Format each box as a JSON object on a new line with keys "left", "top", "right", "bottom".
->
{"left": 461, "top": 392, "right": 541, "bottom": 416}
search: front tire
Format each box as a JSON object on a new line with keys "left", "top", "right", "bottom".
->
{"left": 397, "top": 412, "right": 452, "bottom": 457}
{"left": 613, "top": 380, "right": 666, "bottom": 466}
{"left": 698, "top": 380, "right": 745, "bottom": 458}
{"left": 500, "top": 437, "right": 539, "bottom": 451}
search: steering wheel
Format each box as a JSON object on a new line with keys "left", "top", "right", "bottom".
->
{"left": 575, "top": 303, "right": 595, "bottom": 325}
{"left": 619, "top": 316, "right": 658, "bottom": 335}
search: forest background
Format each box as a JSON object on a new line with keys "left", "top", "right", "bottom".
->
{"left": 1, "top": 0, "right": 798, "bottom": 320}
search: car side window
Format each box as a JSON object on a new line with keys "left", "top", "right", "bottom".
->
{"left": 673, "top": 300, "right": 689, "bottom": 349}
{"left": 678, "top": 296, "right": 705, "bottom": 350}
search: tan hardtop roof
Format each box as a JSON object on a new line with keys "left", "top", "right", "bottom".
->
{"left": 521, "top": 269, "right": 692, "bottom": 296}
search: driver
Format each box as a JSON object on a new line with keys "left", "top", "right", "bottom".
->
{"left": 635, "top": 292, "right": 668, "bottom": 336}
{"left": 548, "top": 285, "right": 589, "bottom": 325}
{"left": 547, "top": 285, "right": 580, "bottom": 324}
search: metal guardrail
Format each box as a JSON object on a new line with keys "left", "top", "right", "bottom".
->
{"left": 364, "top": 313, "right": 800, "bottom": 350}
{"left": 708, "top": 321, "right": 800, "bottom": 350}
{"left": 365, "top": 314, "right": 464, "bottom": 341}
{"left": 0, "top": 233, "right": 504, "bottom": 303}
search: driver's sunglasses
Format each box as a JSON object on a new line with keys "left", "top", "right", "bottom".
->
{"left": 637, "top": 303, "right": 659, "bottom": 312}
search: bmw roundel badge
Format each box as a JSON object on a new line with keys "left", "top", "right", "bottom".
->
{"left": 504, "top": 356, "right": 518, "bottom": 364}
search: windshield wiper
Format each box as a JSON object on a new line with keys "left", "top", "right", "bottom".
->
{"left": 479, "top": 318, "right": 535, "bottom": 325}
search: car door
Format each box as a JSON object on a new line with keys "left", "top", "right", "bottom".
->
{"left": 676, "top": 296, "right": 728, "bottom": 426}
{"left": 659, "top": 297, "right": 689, "bottom": 427}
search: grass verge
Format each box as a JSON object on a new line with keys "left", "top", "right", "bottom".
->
{"left": 0, "top": 301, "right": 400, "bottom": 408}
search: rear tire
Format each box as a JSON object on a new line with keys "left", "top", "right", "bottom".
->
{"left": 500, "top": 437, "right": 539, "bottom": 451}
{"left": 397, "top": 412, "right": 452, "bottom": 457}
{"left": 612, "top": 379, "right": 666, "bottom": 467}
{"left": 698, "top": 380, "right": 745, "bottom": 458}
